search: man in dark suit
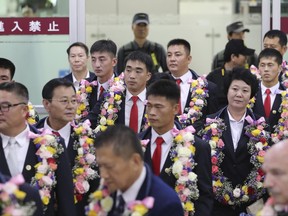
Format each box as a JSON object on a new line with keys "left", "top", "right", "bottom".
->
{"left": 0, "top": 82, "right": 75, "bottom": 216}
{"left": 35, "top": 78, "right": 99, "bottom": 215}
{"left": 200, "top": 68, "right": 269, "bottom": 216}
{"left": 252, "top": 48, "right": 284, "bottom": 135}
{"left": 87, "top": 51, "right": 152, "bottom": 132}
{"left": 166, "top": 38, "right": 219, "bottom": 131}
{"left": 92, "top": 124, "right": 184, "bottom": 216}
{"left": 0, "top": 173, "right": 43, "bottom": 215}
{"left": 63, "top": 42, "right": 95, "bottom": 91}
{"left": 138, "top": 79, "right": 213, "bottom": 216}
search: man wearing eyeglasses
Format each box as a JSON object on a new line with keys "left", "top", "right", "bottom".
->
{"left": 0, "top": 81, "right": 75, "bottom": 216}
{"left": 35, "top": 78, "right": 99, "bottom": 216}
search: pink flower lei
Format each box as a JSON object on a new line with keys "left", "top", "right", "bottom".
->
{"left": 76, "top": 79, "right": 98, "bottom": 121}
{"left": 86, "top": 179, "right": 154, "bottom": 216}
{"left": 140, "top": 126, "right": 198, "bottom": 216}
{"left": 29, "top": 129, "right": 64, "bottom": 210}
{"left": 0, "top": 174, "right": 36, "bottom": 215}
{"left": 199, "top": 116, "right": 270, "bottom": 206}
{"left": 178, "top": 76, "right": 209, "bottom": 127}
{"left": 94, "top": 73, "right": 126, "bottom": 133}
{"left": 71, "top": 120, "right": 99, "bottom": 203}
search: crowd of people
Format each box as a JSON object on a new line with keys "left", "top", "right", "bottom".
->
{"left": 0, "top": 12, "right": 288, "bottom": 216}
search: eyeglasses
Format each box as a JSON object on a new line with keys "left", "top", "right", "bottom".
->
{"left": 49, "top": 98, "right": 78, "bottom": 106}
{"left": 0, "top": 102, "right": 27, "bottom": 112}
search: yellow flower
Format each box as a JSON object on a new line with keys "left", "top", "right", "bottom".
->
{"left": 213, "top": 180, "right": 223, "bottom": 187}
{"left": 134, "top": 204, "right": 148, "bottom": 215}
{"left": 86, "top": 138, "right": 94, "bottom": 145}
{"left": 106, "top": 119, "right": 114, "bottom": 126}
{"left": 242, "top": 185, "right": 248, "bottom": 194}
{"left": 189, "top": 145, "right": 196, "bottom": 154}
{"left": 76, "top": 109, "right": 81, "bottom": 115}
{"left": 78, "top": 103, "right": 86, "bottom": 111}
{"left": 251, "top": 129, "right": 261, "bottom": 137}
{"left": 42, "top": 196, "right": 50, "bottom": 205}
{"left": 100, "top": 125, "right": 107, "bottom": 131}
{"left": 184, "top": 201, "right": 194, "bottom": 211}
{"left": 87, "top": 211, "right": 97, "bottom": 216}
{"left": 211, "top": 136, "right": 219, "bottom": 142}
{"left": 34, "top": 137, "right": 42, "bottom": 144}
{"left": 86, "top": 86, "right": 92, "bottom": 93}
{"left": 74, "top": 126, "right": 83, "bottom": 135}
{"left": 195, "top": 88, "right": 204, "bottom": 94}
{"left": 224, "top": 194, "right": 230, "bottom": 201}
{"left": 114, "top": 94, "right": 121, "bottom": 101}
{"left": 14, "top": 190, "right": 26, "bottom": 200}
{"left": 47, "top": 146, "right": 56, "bottom": 154}
{"left": 27, "top": 118, "right": 36, "bottom": 124}
{"left": 35, "top": 173, "right": 44, "bottom": 180}
{"left": 174, "top": 134, "right": 183, "bottom": 143}
{"left": 257, "top": 156, "right": 264, "bottom": 163}
{"left": 191, "top": 80, "right": 198, "bottom": 87}
{"left": 114, "top": 77, "right": 120, "bottom": 82}
{"left": 74, "top": 168, "right": 84, "bottom": 175}
{"left": 92, "top": 190, "right": 103, "bottom": 199}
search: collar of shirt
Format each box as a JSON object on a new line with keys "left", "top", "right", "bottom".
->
{"left": 97, "top": 74, "right": 115, "bottom": 88}
{"left": 117, "top": 166, "right": 146, "bottom": 205}
{"left": 1, "top": 124, "right": 30, "bottom": 149}
{"left": 125, "top": 89, "right": 146, "bottom": 103}
{"left": 227, "top": 109, "right": 246, "bottom": 123}
{"left": 71, "top": 70, "right": 90, "bottom": 83}
{"left": 43, "top": 118, "right": 71, "bottom": 147}
{"left": 151, "top": 126, "right": 174, "bottom": 146}
{"left": 260, "top": 82, "right": 280, "bottom": 96}
{"left": 172, "top": 70, "right": 192, "bottom": 84}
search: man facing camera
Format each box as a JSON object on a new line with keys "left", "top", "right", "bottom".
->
{"left": 88, "top": 125, "right": 184, "bottom": 216}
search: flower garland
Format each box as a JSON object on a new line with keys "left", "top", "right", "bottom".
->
{"left": 85, "top": 179, "right": 154, "bottom": 216}
{"left": 271, "top": 89, "right": 288, "bottom": 143}
{"left": 94, "top": 73, "right": 126, "bottom": 133}
{"left": 141, "top": 126, "right": 198, "bottom": 216}
{"left": 76, "top": 79, "right": 98, "bottom": 121}
{"left": 281, "top": 60, "right": 288, "bottom": 88}
{"left": 71, "top": 119, "right": 99, "bottom": 203}
{"left": 199, "top": 115, "right": 270, "bottom": 206}
{"left": 0, "top": 174, "right": 36, "bottom": 216}
{"left": 177, "top": 76, "right": 209, "bottom": 127}
{"left": 26, "top": 102, "right": 39, "bottom": 125}
{"left": 29, "top": 129, "right": 64, "bottom": 209}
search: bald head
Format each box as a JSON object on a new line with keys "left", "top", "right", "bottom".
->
{"left": 263, "top": 140, "right": 288, "bottom": 204}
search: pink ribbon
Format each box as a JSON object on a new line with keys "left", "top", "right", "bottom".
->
{"left": 245, "top": 115, "right": 265, "bottom": 125}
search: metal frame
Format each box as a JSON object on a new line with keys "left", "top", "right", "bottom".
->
{"left": 69, "top": 0, "right": 86, "bottom": 43}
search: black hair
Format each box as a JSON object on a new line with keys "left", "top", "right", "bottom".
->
{"left": 42, "top": 78, "right": 76, "bottom": 100}
{"left": 94, "top": 125, "right": 144, "bottom": 160}
{"left": 167, "top": 38, "right": 191, "bottom": 55}
{"left": 146, "top": 79, "right": 180, "bottom": 104}
{"left": 258, "top": 48, "right": 283, "bottom": 66}
{"left": 124, "top": 51, "right": 153, "bottom": 74}
{"left": 0, "top": 82, "right": 29, "bottom": 102}
{"left": 0, "top": 58, "right": 16, "bottom": 79}
{"left": 90, "top": 39, "right": 117, "bottom": 57}
{"left": 264, "top": 30, "right": 287, "bottom": 47}
{"left": 224, "top": 67, "right": 259, "bottom": 99}
{"left": 66, "top": 42, "right": 89, "bottom": 56}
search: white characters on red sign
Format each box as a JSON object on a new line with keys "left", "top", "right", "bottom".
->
{"left": 29, "top": 21, "right": 41, "bottom": 32}
{"left": 48, "top": 21, "right": 59, "bottom": 32}
{"left": 11, "top": 21, "right": 23, "bottom": 32}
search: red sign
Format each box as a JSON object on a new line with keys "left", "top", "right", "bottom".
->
{"left": 0, "top": 17, "right": 69, "bottom": 35}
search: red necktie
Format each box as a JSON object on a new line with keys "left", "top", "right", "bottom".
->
{"left": 175, "top": 79, "right": 182, "bottom": 114}
{"left": 152, "top": 137, "right": 164, "bottom": 176}
{"left": 264, "top": 89, "right": 271, "bottom": 118}
{"left": 129, "top": 96, "right": 138, "bottom": 133}
{"left": 99, "top": 86, "right": 105, "bottom": 99}
{"left": 52, "top": 131, "right": 60, "bottom": 137}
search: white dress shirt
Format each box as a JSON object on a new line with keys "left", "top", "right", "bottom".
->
{"left": 172, "top": 71, "right": 192, "bottom": 113}
{"left": 97, "top": 74, "right": 115, "bottom": 100}
{"left": 44, "top": 119, "right": 71, "bottom": 148}
{"left": 227, "top": 110, "right": 246, "bottom": 151}
{"left": 72, "top": 70, "right": 91, "bottom": 91}
{"left": 150, "top": 127, "right": 174, "bottom": 171}
{"left": 1, "top": 124, "right": 30, "bottom": 174}
{"left": 260, "top": 82, "right": 280, "bottom": 109}
{"left": 125, "top": 89, "right": 146, "bottom": 132}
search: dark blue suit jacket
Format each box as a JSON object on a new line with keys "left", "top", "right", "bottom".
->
{"left": 252, "top": 83, "right": 285, "bottom": 134}
{"left": 138, "top": 124, "right": 213, "bottom": 216}
{"left": 63, "top": 72, "right": 95, "bottom": 83}
{"left": 35, "top": 118, "right": 100, "bottom": 216}
{"left": 0, "top": 125, "right": 76, "bottom": 216}
{"left": 108, "top": 164, "right": 184, "bottom": 216}
{"left": 208, "top": 108, "right": 268, "bottom": 216}
{"left": 0, "top": 173, "right": 43, "bottom": 216}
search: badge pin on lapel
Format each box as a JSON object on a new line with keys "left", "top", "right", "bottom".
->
{"left": 26, "top": 165, "right": 31, "bottom": 171}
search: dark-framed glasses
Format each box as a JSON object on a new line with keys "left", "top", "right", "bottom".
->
{"left": 0, "top": 102, "right": 27, "bottom": 112}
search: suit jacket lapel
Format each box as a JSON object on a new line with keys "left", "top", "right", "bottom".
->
{"left": 117, "top": 94, "right": 126, "bottom": 124}
{"left": 22, "top": 139, "right": 38, "bottom": 183}
{"left": 0, "top": 137, "right": 11, "bottom": 176}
